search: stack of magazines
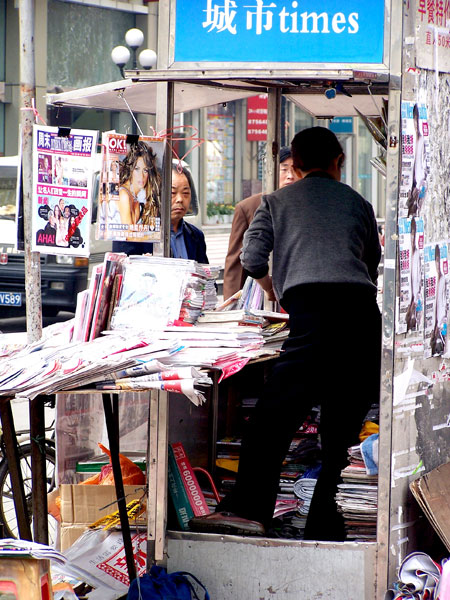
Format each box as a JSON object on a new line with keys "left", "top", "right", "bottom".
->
{"left": 201, "top": 264, "right": 221, "bottom": 311}
{"left": 110, "top": 256, "right": 216, "bottom": 331}
{"left": 335, "top": 443, "right": 378, "bottom": 541}
{"left": 273, "top": 408, "right": 321, "bottom": 538}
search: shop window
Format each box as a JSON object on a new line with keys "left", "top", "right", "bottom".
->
{"left": 206, "top": 103, "right": 235, "bottom": 207}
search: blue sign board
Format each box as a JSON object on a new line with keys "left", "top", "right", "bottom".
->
{"left": 329, "top": 117, "right": 354, "bottom": 134}
{"left": 174, "top": 0, "right": 385, "bottom": 65}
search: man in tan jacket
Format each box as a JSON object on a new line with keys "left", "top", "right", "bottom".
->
{"left": 223, "top": 147, "right": 300, "bottom": 300}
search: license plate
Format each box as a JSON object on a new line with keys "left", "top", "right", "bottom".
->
{"left": 0, "top": 292, "right": 22, "bottom": 306}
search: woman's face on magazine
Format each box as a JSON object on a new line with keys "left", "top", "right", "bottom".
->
{"left": 131, "top": 157, "right": 149, "bottom": 191}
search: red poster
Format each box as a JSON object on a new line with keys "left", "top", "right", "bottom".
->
{"left": 247, "top": 95, "right": 268, "bottom": 141}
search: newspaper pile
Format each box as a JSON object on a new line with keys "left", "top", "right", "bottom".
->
{"left": 0, "top": 538, "right": 66, "bottom": 565}
{"left": 272, "top": 410, "right": 321, "bottom": 539}
{"left": 335, "top": 443, "right": 378, "bottom": 541}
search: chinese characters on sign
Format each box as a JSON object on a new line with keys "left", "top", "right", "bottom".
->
{"left": 174, "top": 0, "right": 385, "bottom": 64}
{"left": 415, "top": 0, "right": 450, "bottom": 72}
{"left": 247, "top": 95, "right": 268, "bottom": 141}
{"left": 32, "top": 125, "right": 98, "bottom": 257}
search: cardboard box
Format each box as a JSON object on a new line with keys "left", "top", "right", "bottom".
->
{"left": 59, "top": 484, "right": 146, "bottom": 551}
{"left": 410, "top": 460, "right": 450, "bottom": 551}
{"left": 60, "top": 525, "right": 89, "bottom": 552}
{"left": 0, "top": 556, "right": 52, "bottom": 599}
{"left": 60, "top": 483, "right": 146, "bottom": 526}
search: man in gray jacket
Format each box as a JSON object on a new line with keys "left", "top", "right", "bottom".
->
{"left": 190, "top": 127, "right": 381, "bottom": 540}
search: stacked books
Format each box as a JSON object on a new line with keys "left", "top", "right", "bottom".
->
{"left": 261, "top": 321, "right": 289, "bottom": 350}
{"left": 215, "top": 277, "right": 265, "bottom": 312}
{"left": 237, "top": 277, "right": 264, "bottom": 311}
{"left": 196, "top": 309, "right": 264, "bottom": 329}
{"left": 335, "top": 443, "right": 378, "bottom": 541}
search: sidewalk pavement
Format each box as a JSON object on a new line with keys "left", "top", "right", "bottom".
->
{"left": 203, "top": 224, "right": 231, "bottom": 269}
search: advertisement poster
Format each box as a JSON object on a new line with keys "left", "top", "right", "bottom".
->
{"left": 398, "top": 217, "right": 424, "bottom": 335}
{"left": 415, "top": 1, "right": 450, "bottom": 73}
{"left": 206, "top": 113, "right": 234, "bottom": 205}
{"left": 32, "top": 125, "right": 98, "bottom": 257}
{"left": 399, "top": 102, "right": 430, "bottom": 219}
{"left": 97, "top": 132, "right": 165, "bottom": 243}
{"left": 424, "top": 242, "right": 449, "bottom": 358}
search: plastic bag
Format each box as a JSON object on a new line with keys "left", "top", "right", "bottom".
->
{"left": 127, "top": 565, "right": 210, "bottom": 600}
{"left": 81, "top": 443, "right": 145, "bottom": 486}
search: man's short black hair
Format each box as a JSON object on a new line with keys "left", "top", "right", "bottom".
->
{"left": 291, "top": 126, "right": 344, "bottom": 172}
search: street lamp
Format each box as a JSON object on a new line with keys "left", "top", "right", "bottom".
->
{"left": 111, "top": 28, "right": 157, "bottom": 77}
{"left": 125, "top": 28, "right": 144, "bottom": 68}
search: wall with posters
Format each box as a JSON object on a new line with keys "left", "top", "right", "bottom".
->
{"left": 386, "top": 4, "right": 450, "bottom": 581}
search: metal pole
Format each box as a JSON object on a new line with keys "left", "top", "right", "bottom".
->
{"left": 376, "top": 0, "right": 404, "bottom": 595}
{"left": 0, "top": 400, "right": 32, "bottom": 540}
{"left": 19, "top": 0, "right": 42, "bottom": 343}
{"left": 30, "top": 396, "right": 48, "bottom": 543}
{"left": 102, "top": 393, "right": 137, "bottom": 583}
{"left": 265, "top": 88, "right": 282, "bottom": 194}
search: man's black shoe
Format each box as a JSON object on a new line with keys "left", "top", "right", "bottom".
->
{"left": 189, "top": 511, "right": 265, "bottom": 536}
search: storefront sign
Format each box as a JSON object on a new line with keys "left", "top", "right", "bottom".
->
{"left": 174, "top": 0, "right": 386, "bottom": 65}
{"left": 247, "top": 95, "right": 268, "bottom": 141}
{"left": 415, "top": 1, "right": 450, "bottom": 73}
{"left": 329, "top": 116, "right": 353, "bottom": 134}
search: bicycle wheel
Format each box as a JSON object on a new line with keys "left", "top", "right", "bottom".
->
{"left": 0, "top": 443, "right": 56, "bottom": 543}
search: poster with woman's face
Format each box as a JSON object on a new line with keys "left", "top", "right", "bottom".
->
{"left": 398, "top": 217, "right": 424, "bottom": 338}
{"left": 96, "top": 132, "right": 165, "bottom": 243}
{"left": 32, "top": 125, "right": 98, "bottom": 257}
{"left": 399, "top": 102, "right": 430, "bottom": 219}
{"left": 424, "top": 242, "right": 449, "bottom": 358}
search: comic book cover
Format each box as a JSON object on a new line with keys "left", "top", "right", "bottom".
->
{"left": 32, "top": 125, "right": 98, "bottom": 256}
{"left": 97, "top": 132, "right": 165, "bottom": 243}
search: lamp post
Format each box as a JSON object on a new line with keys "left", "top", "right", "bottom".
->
{"left": 111, "top": 28, "right": 157, "bottom": 78}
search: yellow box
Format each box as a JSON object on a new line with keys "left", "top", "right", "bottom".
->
{"left": 0, "top": 556, "right": 52, "bottom": 599}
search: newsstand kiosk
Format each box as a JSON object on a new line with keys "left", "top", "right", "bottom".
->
{"left": 46, "top": 0, "right": 450, "bottom": 598}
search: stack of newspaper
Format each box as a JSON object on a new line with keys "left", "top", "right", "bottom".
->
{"left": 0, "top": 538, "right": 66, "bottom": 565}
{"left": 335, "top": 443, "right": 378, "bottom": 541}
{"left": 196, "top": 308, "right": 265, "bottom": 328}
{"left": 200, "top": 264, "right": 221, "bottom": 311}
{"left": 272, "top": 408, "right": 321, "bottom": 538}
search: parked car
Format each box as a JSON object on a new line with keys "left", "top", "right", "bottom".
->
{"left": 0, "top": 156, "right": 108, "bottom": 317}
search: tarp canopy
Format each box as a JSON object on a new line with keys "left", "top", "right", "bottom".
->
{"left": 47, "top": 75, "right": 388, "bottom": 118}
{"left": 47, "top": 79, "right": 259, "bottom": 115}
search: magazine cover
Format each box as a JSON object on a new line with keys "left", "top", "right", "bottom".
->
{"left": 399, "top": 102, "right": 430, "bottom": 218}
{"left": 398, "top": 217, "right": 424, "bottom": 335}
{"left": 32, "top": 125, "right": 99, "bottom": 256}
{"left": 97, "top": 132, "right": 165, "bottom": 243}
{"left": 424, "top": 242, "right": 449, "bottom": 358}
